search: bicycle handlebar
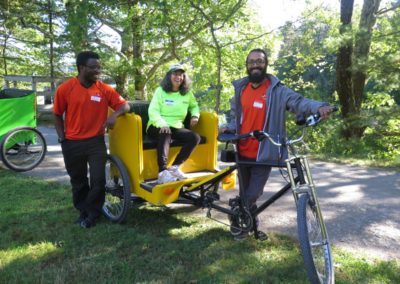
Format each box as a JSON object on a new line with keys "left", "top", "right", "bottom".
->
{"left": 218, "top": 131, "right": 285, "bottom": 146}
{"left": 218, "top": 106, "right": 338, "bottom": 146}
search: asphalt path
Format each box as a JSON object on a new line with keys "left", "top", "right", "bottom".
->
{"left": 4, "top": 125, "right": 399, "bottom": 261}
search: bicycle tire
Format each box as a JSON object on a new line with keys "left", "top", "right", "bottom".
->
{"left": 297, "top": 192, "right": 334, "bottom": 284}
{"left": 102, "top": 155, "right": 131, "bottom": 223}
{"left": 0, "top": 127, "right": 47, "bottom": 172}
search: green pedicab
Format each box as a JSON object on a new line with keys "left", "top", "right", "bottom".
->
{"left": 0, "top": 89, "right": 47, "bottom": 172}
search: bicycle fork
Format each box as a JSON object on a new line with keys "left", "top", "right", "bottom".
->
{"left": 286, "top": 155, "right": 330, "bottom": 241}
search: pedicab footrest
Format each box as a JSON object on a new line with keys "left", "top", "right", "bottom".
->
{"left": 139, "top": 173, "right": 215, "bottom": 205}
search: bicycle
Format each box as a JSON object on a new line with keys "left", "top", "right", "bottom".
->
{"left": 0, "top": 88, "right": 47, "bottom": 172}
{"left": 103, "top": 101, "right": 334, "bottom": 284}
{"left": 217, "top": 110, "right": 335, "bottom": 284}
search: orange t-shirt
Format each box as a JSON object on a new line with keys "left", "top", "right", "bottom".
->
{"left": 239, "top": 79, "right": 270, "bottom": 159}
{"left": 53, "top": 77, "right": 126, "bottom": 140}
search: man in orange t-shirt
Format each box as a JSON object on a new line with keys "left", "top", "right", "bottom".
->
{"left": 53, "top": 51, "right": 129, "bottom": 228}
{"left": 221, "top": 49, "right": 334, "bottom": 240}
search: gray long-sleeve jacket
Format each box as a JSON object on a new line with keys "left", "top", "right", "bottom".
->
{"left": 226, "top": 74, "right": 328, "bottom": 166}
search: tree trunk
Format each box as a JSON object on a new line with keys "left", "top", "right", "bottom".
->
{"left": 210, "top": 24, "right": 222, "bottom": 113}
{"left": 130, "top": 1, "right": 147, "bottom": 100}
{"left": 64, "top": 0, "right": 90, "bottom": 55}
{"left": 1, "top": 35, "right": 9, "bottom": 76}
{"left": 352, "top": 0, "right": 381, "bottom": 110}
{"left": 114, "top": 73, "right": 128, "bottom": 97}
{"left": 336, "top": 0, "right": 381, "bottom": 138}
{"left": 47, "top": 0, "right": 55, "bottom": 103}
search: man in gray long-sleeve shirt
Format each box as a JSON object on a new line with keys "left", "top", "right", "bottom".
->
{"left": 220, "top": 48, "right": 334, "bottom": 240}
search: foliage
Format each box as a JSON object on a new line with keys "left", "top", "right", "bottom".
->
{"left": 367, "top": 7, "right": 400, "bottom": 104}
{"left": 274, "top": 5, "right": 340, "bottom": 103}
{"left": 0, "top": 170, "right": 399, "bottom": 283}
{"left": 0, "top": 1, "right": 399, "bottom": 165}
{"left": 296, "top": 93, "right": 400, "bottom": 168}
{"left": 0, "top": 0, "right": 66, "bottom": 78}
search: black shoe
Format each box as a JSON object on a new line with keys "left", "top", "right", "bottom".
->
{"left": 80, "top": 218, "right": 96, "bottom": 229}
{"left": 74, "top": 213, "right": 88, "bottom": 225}
{"left": 254, "top": 230, "right": 268, "bottom": 241}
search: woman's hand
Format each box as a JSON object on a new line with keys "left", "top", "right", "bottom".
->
{"left": 159, "top": 127, "right": 171, "bottom": 134}
{"left": 190, "top": 116, "right": 199, "bottom": 127}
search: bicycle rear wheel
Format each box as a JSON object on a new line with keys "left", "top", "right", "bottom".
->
{"left": 102, "top": 155, "right": 131, "bottom": 223}
{"left": 0, "top": 127, "right": 46, "bottom": 172}
{"left": 297, "top": 192, "right": 334, "bottom": 284}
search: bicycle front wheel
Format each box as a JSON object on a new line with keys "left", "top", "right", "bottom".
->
{"left": 297, "top": 192, "right": 334, "bottom": 284}
{"left": 0, "top": 127, "right": 47, "bottom": 172}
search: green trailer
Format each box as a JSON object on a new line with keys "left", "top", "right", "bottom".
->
{"left": 0, "top": 89, "right": 46, "bottom": 171}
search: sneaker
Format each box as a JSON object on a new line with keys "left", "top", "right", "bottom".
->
{"left": 168, "top": 165, "right": 186, "bottom": 180}
{"left": 158, "top": 169, "right": 178, "bottom": 184}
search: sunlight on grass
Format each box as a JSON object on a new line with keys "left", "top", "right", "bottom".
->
{"left": 0, "top": 241, "right": 59, "bottom": 267}
{"left": 0, "top": 170, "right": 399, "bottom": 283}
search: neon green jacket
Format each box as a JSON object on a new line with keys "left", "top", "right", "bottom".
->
{"left": 147, "top": 86, "right": 200, "bottom": 129}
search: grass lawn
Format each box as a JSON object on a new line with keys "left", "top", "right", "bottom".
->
{"left": 0, "top": 169, "right": 399, "bottom": 283}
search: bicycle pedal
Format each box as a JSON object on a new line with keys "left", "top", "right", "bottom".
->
{"left": 228, "top": 196, "right": 240, "bottom": 207}
{"left": 209, "top": 192, "right": 220, "bottom": 200}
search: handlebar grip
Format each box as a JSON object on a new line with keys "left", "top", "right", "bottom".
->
{"left": 302, "top": 105, "right": 339, "bottom": 126}
{"left": 217, "top": 132, "right": 253, "bottom": 142}
{"left": 295, "top": 114, "right": 307, "bottom": 126}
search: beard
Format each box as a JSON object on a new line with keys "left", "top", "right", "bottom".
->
{"left": 247, "top": 66, "right": 267, "bottom": 84}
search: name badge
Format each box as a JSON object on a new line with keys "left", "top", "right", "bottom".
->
{"left": 91, "top": 96, "right": 101, "bottom": 102}
{"left": 165, "top": 99, "right": 174, "bottom": 106}
{"left": 253, "top": 101, "right": 263, "bottom": 109}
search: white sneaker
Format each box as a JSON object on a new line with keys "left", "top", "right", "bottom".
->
{"left": 168, "top": 165, "right": 186, "bottom": 180}
{"left": 158, "top": 169, "right": 177, "bottom": 184}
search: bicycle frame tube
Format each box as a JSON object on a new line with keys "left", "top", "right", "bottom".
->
{"left": 236, "top": 159, "right": 300, "bottom": 217}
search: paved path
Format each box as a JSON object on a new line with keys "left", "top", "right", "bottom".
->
{"left": 4, "top": 126, "right": 399, "bottom": 261}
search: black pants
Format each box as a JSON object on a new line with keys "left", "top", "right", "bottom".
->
{"left": 147, "top": 125, "right": 201, "bottom": 172}
{"left": 238, "top": 156, "right": 272, "bottom": 209}
{"left": 61, "top": 136, "right": 107, "bottom": 221}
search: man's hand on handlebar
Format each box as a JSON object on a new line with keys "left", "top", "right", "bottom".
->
{"left": 318, "top": 106, "right": 336, "bottom": 120}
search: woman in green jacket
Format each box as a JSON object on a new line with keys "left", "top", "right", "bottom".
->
{"left": 147, "top": 64, "right": 201, "bottom": 184}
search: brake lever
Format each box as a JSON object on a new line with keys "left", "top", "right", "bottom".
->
{"left": 306, "top": 113, "right": 320, "bottom": 126}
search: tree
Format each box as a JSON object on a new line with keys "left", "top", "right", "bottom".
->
{"left": 188, "top": 0, "right": 246, "bottom": 112}
{"left": 275, "top": 6, "right": 338, "bottom": 102}
{"left": 336, "top": 0, "right": 382, "bottom": 138}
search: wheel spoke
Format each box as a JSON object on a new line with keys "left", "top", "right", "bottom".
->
{"left": 1, "top": 128, "right": 46, "bottom": 172}
{"left": 102, "top": 155, "right": 131, "bottom": 223}
{"left": 297, "top": 193, "right": 334, "bottom": 284}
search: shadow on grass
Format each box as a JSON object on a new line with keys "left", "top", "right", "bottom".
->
{"left": 1, "top": 170, "right": 399, "bottom": 283}
{"left": 0, "top": 170, "right": 311, "bottom": 283}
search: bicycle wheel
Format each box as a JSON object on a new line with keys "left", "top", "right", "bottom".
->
{"left": 102, "top": 155, "right": 131, "bottom": 223}
{"left": 297, "top": 192, "right": 334, "bottom": 284}
{"left": 0, "top": 127, "right": 47, "bottom": 172}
